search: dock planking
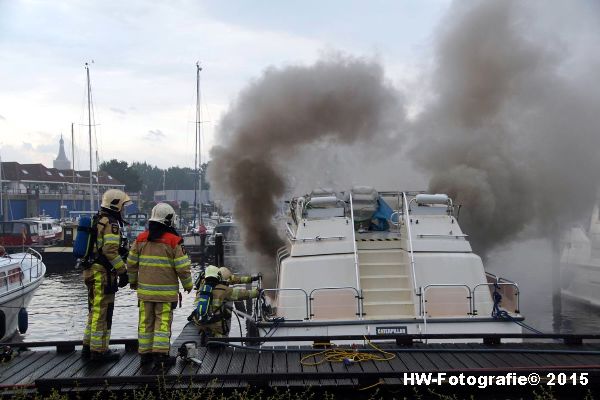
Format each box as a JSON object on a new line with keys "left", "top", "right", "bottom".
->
{"left": 0, "top": 326, "right": 600, "bottom": 395}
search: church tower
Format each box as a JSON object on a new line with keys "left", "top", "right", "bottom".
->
{"left": 53, "top": 135, "right": 71, "bottom": 170}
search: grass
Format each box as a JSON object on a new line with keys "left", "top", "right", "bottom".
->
{"left": 4, "top": 381, "right": 597, "bottom": 400}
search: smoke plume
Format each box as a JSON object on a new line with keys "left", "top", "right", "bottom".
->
{"left": 211, "top": 0, "right": 600, "bottom": 260}
{"left": 210, "top": 55, "right": 403, "bottom": 256}
{"left": 412, "top": 0, "right": 600, "bottom": 253}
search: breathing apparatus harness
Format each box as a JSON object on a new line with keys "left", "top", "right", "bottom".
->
{"left": 75, "top": 209, "right": 128, "bottom": 293}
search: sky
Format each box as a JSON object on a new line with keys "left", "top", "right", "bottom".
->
{"left": 0, "top": 0, "right": 449, "bottom": 170}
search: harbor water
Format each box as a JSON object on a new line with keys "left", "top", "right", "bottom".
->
{"left": 16, "top": 270, "right": 204, "bottom": 342}
{"left": 14, "top": 269, "right": 600, "bottom": 343}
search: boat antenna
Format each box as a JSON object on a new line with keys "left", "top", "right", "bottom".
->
{"left": 85, "top": 62, "right": 94, "bottom": 213}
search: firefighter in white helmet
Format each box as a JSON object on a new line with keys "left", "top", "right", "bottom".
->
{"left": 127, "top": 202, "right": 193, "bottom": 367}
{"left": 218, "top": 266, "right": 260, "bottom": 285}
{"left": 82, "top": 189, "right": 132, "bottom": 362}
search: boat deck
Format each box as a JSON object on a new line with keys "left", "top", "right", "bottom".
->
{"left": 1, "top": 324, "right": 599, "bottom": 396}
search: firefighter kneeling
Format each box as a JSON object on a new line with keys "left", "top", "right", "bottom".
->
{"left": 190, "top": 265, "right": 261, "bottom": 342}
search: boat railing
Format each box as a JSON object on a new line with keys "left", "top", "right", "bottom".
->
{"left": 309, "top": 287, "right": 363, "bottom": 320}
{"left": 275, "top": 246, "right": 289, "bottom": 286}
{"left": 472, "top": 281, "right": 520, "bottom": 315}
{"left": 421, "top": 284, "right": 472, "bottom": 317}
{"left": 285, "top": 224, "right": 296, "bottom": 241}
{"left": 260, "top": 288, "right": 310, "bottom": 321}
{"left": 287, "top": 235, "right": 347, "bottom": 243}
{"left": 402, "top": 192, "right": 419, "bottom": 298}
{"left": 1, "top": 248, "right": 43, "bottom": 292}
{"left": 348, "top": 193, "right": 362, "bottom": 316}
{"left": 416, "top": 234, "right": 469, "bottom": 239}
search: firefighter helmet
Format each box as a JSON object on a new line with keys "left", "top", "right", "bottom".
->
{"left": 101, "top": 189, "right": 132, "bottom": 212}
{"left": 204, "top": 265, "right": 220, "bottom": 280}
{"left": 219, "top": 267, "right": 232, "bottom": 281}
{"left": 149, "top": 203, "right": 176, "bottom": 226}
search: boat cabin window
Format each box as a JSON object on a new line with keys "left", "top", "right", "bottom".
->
{"left": 304, "top": 196, "right": 346, "bottom": 219}
{"left": 0, "top": 271, "right": 6, "bottom": 288}
{"left": 8, "top": 268, "right": 21, "bottom": 284}
{"left": 0, "top": 222, "right": 30, "bottom": 236}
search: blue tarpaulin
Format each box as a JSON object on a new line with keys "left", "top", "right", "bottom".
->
{"left": 370, "top": 197, "right": 394, "bottom": 231}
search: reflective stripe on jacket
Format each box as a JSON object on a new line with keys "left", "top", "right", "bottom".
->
{"left": 127, "top": 231, "right": 193, "bottom": 302}
{"left": 96, "top": 215, "right": 126, "bottom": 275}
{"left": 193, "top": 282, "right": 258, "bottom": 319}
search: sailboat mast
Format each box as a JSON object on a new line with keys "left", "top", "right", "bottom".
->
{"left": 0, "top": 151, "right": 3, "bottom": 221}
{"left": 196, "top": 62, "right": 203, "bottom": 225}
{"left": 86, "top": 63, "right": 94, "bottom": 212}
{"left": 71, "top": 122, "right": 76, "bottom": 211}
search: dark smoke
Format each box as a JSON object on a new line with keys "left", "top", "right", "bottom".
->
{"left": 412, "top": 0, "right": 600, "bottom": 254}
{"left": 210, "top": 55, "right": 403, "bottom": 255}
{"left": 210, "top": 0, "right": 600, "bottom": 260}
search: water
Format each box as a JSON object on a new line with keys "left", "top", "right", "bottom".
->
{"left": 18, "top": 270, "right": 200, "bottom": 342}
{"left": 15, "top": 240, "right": 600, "bottom": 342}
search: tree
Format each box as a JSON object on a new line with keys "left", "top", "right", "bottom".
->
{"left": 99, "top": 159, "right": 142, "bottom": 192}
{"left": 180, "top": 200, "right": 189, "bottom": 211}
{"left": 200, "top": 162, "right": 211, "bottom": 190}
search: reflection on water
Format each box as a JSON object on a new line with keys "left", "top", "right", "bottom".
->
{"left": 15, "top": 262, "right": 600, "bottom": 342}
{"left": 18, "top": 270, "right": 199, "bottom": 342}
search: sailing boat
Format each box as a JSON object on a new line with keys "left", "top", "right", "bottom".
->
{"left": 37, "top": 63, "right": 99, "bottom": 270}
{"left": 183, "top": 63, "right": 207, "bottom": 262}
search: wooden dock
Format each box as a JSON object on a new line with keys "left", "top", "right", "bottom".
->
{"left": 1, "top": 323, "right": 600, "bottom": 397}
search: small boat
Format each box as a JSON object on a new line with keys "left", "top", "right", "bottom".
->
{"left": 560, "top": 203, "right": 600, "bottom": 307}
{"left": 124, "top": 212, "right": 148, "bottom": 242}
{"left": 251, "top": 188, "right": 523, "bottom": 343}
{"left": 0, "top": 248, "right": 46, "bottom": 341}
{"left": 17, "top": 216, "right": 61, "bottom": 245}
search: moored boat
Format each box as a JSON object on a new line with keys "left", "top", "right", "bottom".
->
{"left": 0, "top": 248, "right": 46, "bottom": 341}
{"left": 251, "top": 188, "right": 523, "bottom": 343}
{"left": 560, "top": 203, "right": 600, "bottom": 307}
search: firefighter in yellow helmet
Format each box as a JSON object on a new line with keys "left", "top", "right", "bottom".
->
{"left": 127, "top": 202, "right": 193, "bottom": 367}
{"left": 82, "top": 189, "right": 131, "bottom": 362}
{"left": 190, "top": 265, "right": 260, "bottom": 341}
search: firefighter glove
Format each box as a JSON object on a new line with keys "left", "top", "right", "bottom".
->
{"left": 117, "top": 273, "right": 129, "bottom": 288}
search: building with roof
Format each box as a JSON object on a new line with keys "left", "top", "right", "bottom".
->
{"left": 0, "top": 160, "right": 131, "bottom": 221}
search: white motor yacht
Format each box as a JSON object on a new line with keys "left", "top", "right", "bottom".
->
{"left": 252, "top": 188, "right": 522, "bottom": 343}
{"left": 0, "top": 248, "right": 46, "bottom": 341}
{"left": 560, "top": 204, "right": 600, "bottom": 307}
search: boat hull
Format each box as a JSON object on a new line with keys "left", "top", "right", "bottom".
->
{"left": 0, "top": 277, "right": 44, "bottom": 342}
{"left": 256, "top": 317, "right": 523, "bottom": 345}
{"left": 561, "top": 261, "right": 600, "bottom": 307}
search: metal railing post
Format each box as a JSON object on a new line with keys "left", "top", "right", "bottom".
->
{"left": 402, "top": 193, "right": 419, "bottom": 307}
{"left": 348, "top": 193, "right": 362, "bottom": 318}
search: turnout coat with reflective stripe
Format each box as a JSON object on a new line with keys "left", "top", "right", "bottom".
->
{"left": 94, "top": 214, "right": 127, "bottom": 275}
{"left": 127, "top": 231, "right": 193, "bottom": 302}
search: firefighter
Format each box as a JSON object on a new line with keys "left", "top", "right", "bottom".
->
{"left": 82, "top": 189, "right": 131, "bottom": 362}
{"left": 192, "top": 265, "right": 260, "bottom": 289}
{"left": 127, "top": 203, "right": 193, "bottom": 367}
{"left": 190, "top": 265, "right": 261, "bottom": 340}
{"left": 218, "top": 266, "right": 260, "bottom": 286}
